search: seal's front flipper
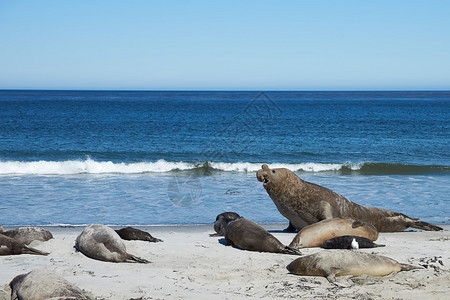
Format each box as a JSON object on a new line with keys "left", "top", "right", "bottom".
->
{"left": 283, "top": 221, "right": 297, "bottom": 233}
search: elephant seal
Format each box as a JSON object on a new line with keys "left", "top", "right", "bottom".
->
{"left": 289, "top": 218, "right": 379, "bottom": 249}
{"left": 2, "top": 227, "right": 53, "bottom": 245}
{"left": 286, "top": 250, "right": 421, "bottom": 282}
{"left": 115, "top": 227, "right": 163, "bottom": 242}
{"left": 224, "top": 218, "right": 301, "bottom": 255}
{"left": 211, "top": 212, "right": 242, "bottom": 236}
{"left": 10, "top": 269, "right": 93, "bottom": 300}
{"left": 321, "top": 235, "right": 385, "bottom": 249}
{"left": 256, "top": 164, "right": 443, "bottom": 232}
{"left": 75, "top": 224, "right": 150, "bottom": 263}
{"left": 0, "top": 233, "right": 49, "bottom": 256}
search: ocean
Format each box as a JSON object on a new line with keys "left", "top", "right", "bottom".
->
{"left": 0, "top": 90, "right": 448, "bottom": 226}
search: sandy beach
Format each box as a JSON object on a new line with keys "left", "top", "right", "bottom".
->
{"left": 1, "top": 224, "right": 449, "bottom": 300}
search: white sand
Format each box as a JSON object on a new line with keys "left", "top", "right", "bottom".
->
{"left": 1, "top": 224, "right": 449, "bottom": 300}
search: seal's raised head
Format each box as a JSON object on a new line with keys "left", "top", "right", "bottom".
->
{"left": 257, "top": 164, "right": 298, "bottom": 188}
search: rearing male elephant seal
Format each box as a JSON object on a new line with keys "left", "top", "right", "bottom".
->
{"left": 75, "top": 224, "right": 150, "bottom": 263}
{"left": 286, "top": 250, "right": 421, "bottom": 282}
{"left": 257, "top": 164, "right": 443, "bottom": 232}
{"left": 225, "top": 218, "right": 301, "bottom": 255}
{"left": 288, "top": 218, "right": 378, "bottom": 249}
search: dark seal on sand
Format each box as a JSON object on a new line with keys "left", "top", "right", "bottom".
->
{"left": 211, "top": 212, "right": 242, "bottom": 237}
{"left": 115, "top": 227, "right": 163, "bottom": 242}
{"left": 224, "top": 218, "right": 301, "bottom": 255}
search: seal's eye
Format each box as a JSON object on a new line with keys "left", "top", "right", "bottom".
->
{"left": 272, "top": 170, "right": 276, "bottom": 173}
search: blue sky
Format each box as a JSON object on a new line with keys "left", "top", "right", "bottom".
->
{"left": 1, "top": 0, "right": 449, "bottom": 90}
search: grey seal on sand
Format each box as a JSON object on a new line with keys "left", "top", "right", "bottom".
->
{"left": 75, "top": 224, "right": 150, "bottom": 263}
{"left": 289, "top": 218, "right": 379, "bottom": 249}
{"left": 0, "top": 233, "right": 49, "bottom": 256}
{"left": 257, "top": 164, "right": 443, "bottom": 232}
{"left": 2, "top": 227, "right": 53, "bottom": 245}
{"left": 225, "top": 218, "right": 301, "bottom": 255}
{"left": 287, "top": 250, "right": 421, "bottom": 282}
{"left": 10, "top": 269, "right": 93, "bottom": 300}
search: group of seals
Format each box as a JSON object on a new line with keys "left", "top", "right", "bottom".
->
{"left": 256, "top": 164, "right": 443, "bottom": 232}
{"left": 0, "top": 227, "right": 52, "bottom": 256}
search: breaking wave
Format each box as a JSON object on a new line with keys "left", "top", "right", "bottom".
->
{"left": 0, "top": 159, "right": 448, "bottom": 175}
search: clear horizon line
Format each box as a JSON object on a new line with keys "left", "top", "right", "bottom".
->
{"left": 1, "top": 88, "right": 450, "bottom": 93}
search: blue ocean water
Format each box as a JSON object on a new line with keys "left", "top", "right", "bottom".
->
{"left": 0, "top": 90, "right": 448, "bottom": 226}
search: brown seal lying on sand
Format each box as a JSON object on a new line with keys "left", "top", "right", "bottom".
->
{"left": 224, "top": 218, "right": 301, "bottom": 255}
{"left": 0, "top": 233, "right": 49, "bottom": 256}
{"left": 75, "top": 224, "right": 150, "bottom": 263}
{"left": 2, "top": 227, "right": 53, "bottom": 245}
{"left": 257, "top": 164, "right": 443, "bottom": 232}
{"left": 210, "top": 212, "right": 242, "bottom": 237}
{"left": 288, "top": 218, "right": 379, "bottom": 249}
{"left": 286, "top": 250, "right": 421, "bottom": 282}
{"left": 115, "top": 227, "right": 163, "bottom": 242}
{"left": 10, "top": 269, "right": 93, "bottom": 300}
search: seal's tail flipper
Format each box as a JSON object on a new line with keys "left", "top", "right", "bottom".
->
{"left": 400, "top": 263, "right": 422, "bottom": 272}
{"left": 126, "top": 254, "right": 151, "bottom": 264}
{"left": 410, "top": 220, "right": 443, "bottom": 231}
{"left": 23, "top": 245, "right": 49, "bottom": 256}
{"left": 282, "top": 246, "right": 302, "bottom": 255}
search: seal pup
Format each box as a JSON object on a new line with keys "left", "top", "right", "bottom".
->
{"left": 10, "top": 269, "right": 93, "bottom": 300}
{"left": 211, "top": 212, "right": 242, "bottom": 236}
{"left": 257, "top": 164, "right": 443, "bottom": 232}
{"left": 224, "top": 218, "right": 301, "bottom": 255}
{"left": 115, "top": 227, "right": 163, "bottom": 242}
{"left": 289, "top": 218, "right": 379, "bottom": 249}
{"left": 0, "top": 233, "right": 49, "bottom": 256}
{"left": 286, "top": 250, "right": 421, "bottom": 282}
{"left": 321, "top": 235, "right": 385, "bottom": 249}
{"left": 75, "top": 224, "right": 150, "bottom": 263}
{"left": 2, "top": 227, "right": 53, "bottom": 245}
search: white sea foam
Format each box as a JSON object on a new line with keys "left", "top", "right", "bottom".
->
{"left": 0, "top": 159, "right": 362, "bottom": 175}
